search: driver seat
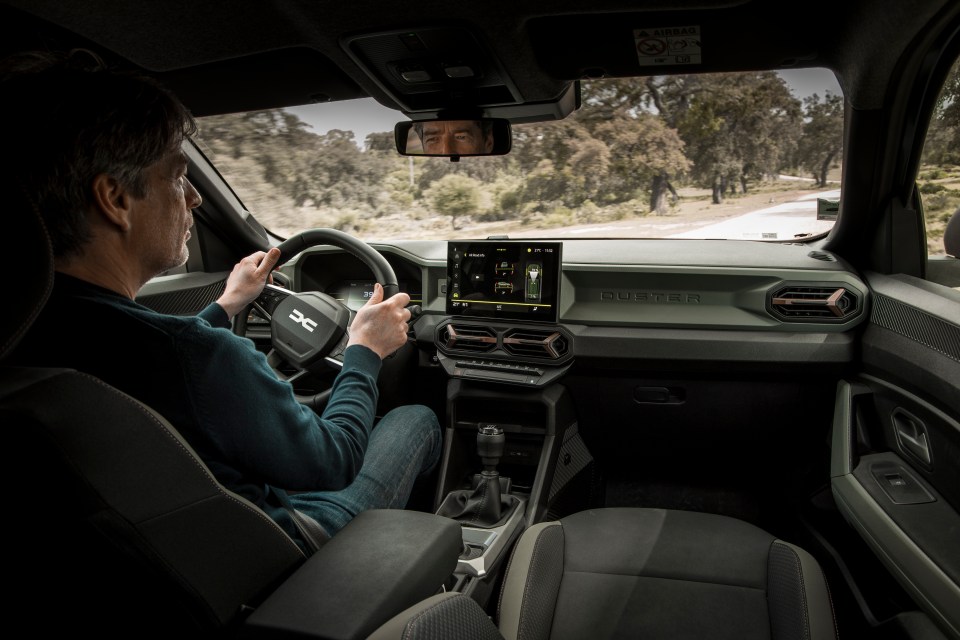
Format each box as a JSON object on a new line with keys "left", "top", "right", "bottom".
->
{"left": 0, "top": 190, "right": 308, "bottom": 633}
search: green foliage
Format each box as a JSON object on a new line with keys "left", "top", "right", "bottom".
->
{"left": 333, "top": 212, "right": 358, "bottom": 232}
{"left": 498, "top": 189, "right": 523, "bottom": 215}
{"left": 924, "top": 191, "right": 954, "bottom": 211}
{"left": 674, "top": 72, "right": 802, "bottom": 194}
{"left": 919, "top": 182, "right": 946, "bottom": 194}
{"left": 577, "top": 200, "right": 601, "bottom": 223}
{"left": 423, "top": 174, "right": 482, "bottom": 229}
{"left": 797, "top": 92, "right": 844, "bottom": 186}
{"left": 612, "top": 199, "right": 647, "bottom": 219}
{"left": 543, "top": 205, "right": 574, "bottom": 228}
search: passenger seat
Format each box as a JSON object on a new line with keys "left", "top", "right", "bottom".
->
{"left": 371, "top": 507, "right": 837, "bottom": 640}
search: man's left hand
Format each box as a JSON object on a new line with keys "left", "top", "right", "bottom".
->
{"left": 216, "top": 247, "right": 282, "bottom": 320}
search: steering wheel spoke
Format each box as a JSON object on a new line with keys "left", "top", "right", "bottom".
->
{"left": 323, "top": 329, "right": 350, "bottom": 369}
{"left": 251, "top": 283, "right": 294, "bottom": 321}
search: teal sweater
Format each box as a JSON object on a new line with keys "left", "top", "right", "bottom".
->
{"left": 14, "top": 273, "right": 382, "bottom": 547}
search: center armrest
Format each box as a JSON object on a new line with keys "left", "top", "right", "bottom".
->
{"left": 243, "top": 509, "right": 462, "bottom": 639}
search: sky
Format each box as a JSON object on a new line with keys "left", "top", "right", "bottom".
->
{"left": 284, "top": 98, "right": 400, "bottom": 147}
{"left": 779, "top": 67, "right": 842, "bottom": 101}
{"left": 284, "top": 68, "right": 843, "bottom": 146}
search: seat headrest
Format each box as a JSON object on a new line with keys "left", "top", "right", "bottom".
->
{"left": 2, "top": 185, "right": 54, "bottom": 359}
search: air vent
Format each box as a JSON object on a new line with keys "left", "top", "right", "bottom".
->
{"left": 502, "top": 329, "right": 569, "bottom": 359}
{"left": 807, "top": 250, "right": 837, "bottom": 262}
{"left": 769, "top": 285, "right": 860, "bottom": 321}
{"left": 438, "top": 324, "right": 497, "bottom": 353}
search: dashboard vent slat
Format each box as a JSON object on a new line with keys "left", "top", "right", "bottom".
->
{"left": 502, "top": 329, "right": 569, "bottom": 359}
{"left": 439, "top": 324, "right": 497, "bottom": 353}
{"left": 769, "top": 285, "right": 860, "bottom": 322}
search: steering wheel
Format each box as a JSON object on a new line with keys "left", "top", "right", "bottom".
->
{"left": 235, "top": 229, "right": 403, "bottom": 400}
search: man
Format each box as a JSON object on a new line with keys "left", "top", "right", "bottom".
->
{"left": 4, "top": 50, "right": 441, "bottom": 551}
{"left": 414, "top": 119, "right": 495, "bottom": 155}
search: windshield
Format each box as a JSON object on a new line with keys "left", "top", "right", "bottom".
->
{"left": 194, "top": 69, "right": 843, "bottom": 242}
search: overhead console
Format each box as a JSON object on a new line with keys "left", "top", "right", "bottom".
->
{"left": 342, "top": 27, "right": 521, "bottom": 113}
{"left": 437, "top": 240, "right": 572, "bottom": 387}
{"left": 340, "top": 26, "right": 579, "bottom": 120}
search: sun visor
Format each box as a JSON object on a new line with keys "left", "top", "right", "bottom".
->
{"left": 155, "top": 48, "right": 368, "bottom": 117}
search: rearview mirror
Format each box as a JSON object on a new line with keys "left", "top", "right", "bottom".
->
{"left": 395, "top": 118, "right": 512, "bottom": 159}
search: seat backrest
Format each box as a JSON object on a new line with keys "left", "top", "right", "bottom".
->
{"left": 3, "top": 186, "right": 305, "bottom": 634}
{"left": 2, "top": 368, "right": 306, "bottom": 632}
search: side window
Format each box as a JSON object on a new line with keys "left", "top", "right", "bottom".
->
{"left": 919, "top": 54, "right": 960, "bottom": 288}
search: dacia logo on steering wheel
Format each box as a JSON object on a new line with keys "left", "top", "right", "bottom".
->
{"left": 289, "top": 308, "right": 318, "bottom": 333}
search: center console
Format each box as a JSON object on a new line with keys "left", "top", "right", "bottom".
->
{"left": 432, "top": 240, "right": 592, "bottom": 605}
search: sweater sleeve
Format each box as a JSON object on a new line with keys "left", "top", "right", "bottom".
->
{"left": 197, "top": 303, "right": 231, "bottom": 328}
{"left": 176, "top": 320, "right": 382, "bottom": 491}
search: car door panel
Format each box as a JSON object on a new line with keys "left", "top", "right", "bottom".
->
{"left": 831, "top": 271, "right": 960, "bottom": 638}
{"left": 137, "top": 271, "right": 230, "bottom": 316}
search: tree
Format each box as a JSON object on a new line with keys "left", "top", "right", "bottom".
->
{"left": 512, "top": 119, "right": 590, "bottom": 176}
{"left": 578, "top": 78, "right": 690, "bottom": 213}
{"left": 365, "top": 131, "right": 395, "bottom": 152}
{"left": 797, "top": 92, "right": 844, "bottom": 186}
{"left": 424, "top": 174, "right": 482, "bottom": 229}
{"left": 674, "top": 72, "right": 802, "bottom": 203}
{"left": 922, "top": 59, "right": 960, "bottom": 165}
{"left": 594, "top": 114, "right": 689, "bottom": 213}
{"left": 568, "top": 138, "right": 611, "bottom": 205}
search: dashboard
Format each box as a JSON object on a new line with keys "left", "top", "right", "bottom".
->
{"left": 285, "top": 239, "right": 869, "bottom": 387}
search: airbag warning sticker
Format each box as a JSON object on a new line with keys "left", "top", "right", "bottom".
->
{"left": 634, "top": 26, "right": 701, "bottom": 66}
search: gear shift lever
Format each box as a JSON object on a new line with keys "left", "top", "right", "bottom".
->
{"left": 436, "top": 423, "right": 519, "bottom": 528}
{"left": 477, "top": 424, "right": 505, "bottom": 477}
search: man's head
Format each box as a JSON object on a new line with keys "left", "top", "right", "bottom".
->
{"left": 413, "top": 120, "right": 494, "bottom": 155}
{"left": 1, "top": 50, "right": 198, "bottom": 263}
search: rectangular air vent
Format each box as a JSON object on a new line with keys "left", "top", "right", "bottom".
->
{"left": 502, "top": 329, "right": 569, "bottom": 359}
{"left": 438, "top": 324, "right": 497, "bottom": 353}
{"left": 769, "top": 286, "right": 860, "bottom": 322}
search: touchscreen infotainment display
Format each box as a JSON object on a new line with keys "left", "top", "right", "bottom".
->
{"left": 446, "top": 241, "right": 562, "bottom": 322}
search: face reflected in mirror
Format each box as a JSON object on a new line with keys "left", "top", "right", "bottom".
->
{"left": 413, "top": 120, "right": 494, "bottom": 155}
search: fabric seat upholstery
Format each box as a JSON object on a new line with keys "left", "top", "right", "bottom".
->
{"left": 498, "top": 508, "right": 836, "bottom": 640}
{"left": 372, "top": 507, "right": 837, "bottom": 640}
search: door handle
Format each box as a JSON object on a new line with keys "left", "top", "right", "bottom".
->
{"left": 892, "top": 410, "right": 932, "bottom": 467}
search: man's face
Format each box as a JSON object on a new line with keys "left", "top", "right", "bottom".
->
{"left": 420, "top": 120, "right": 493, "bottom": 155}
{"left": 129, "top": 149, "right": 202, "bottom": 276}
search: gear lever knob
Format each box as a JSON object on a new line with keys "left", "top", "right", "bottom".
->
{"left": 477, "top": 424, "right": 505, "bottom": 472}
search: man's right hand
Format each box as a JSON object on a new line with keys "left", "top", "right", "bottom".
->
{"left": 216, "top": 247, "right": 282, "bottom": 320}
{"left": 346, "top": 283, "right": 412, "bottom": 359}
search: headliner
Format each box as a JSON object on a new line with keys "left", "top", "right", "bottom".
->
{"left": 1, "top": 0, "right": 956, "bottom": 118}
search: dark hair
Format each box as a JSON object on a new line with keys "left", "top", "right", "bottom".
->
{"left": 1, "top": 50, "right": 197, "bottom": 258}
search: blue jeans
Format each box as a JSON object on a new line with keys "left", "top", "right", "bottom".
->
{"left": 287, "top": 404, "right": 442, "bottom": 537}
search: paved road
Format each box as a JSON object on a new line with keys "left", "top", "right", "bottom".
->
{"left": 669, "top": 189, "right": 841, "bottom": 240}
{"left": 461, "top": 185, "right": 841, "bottom": 241}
